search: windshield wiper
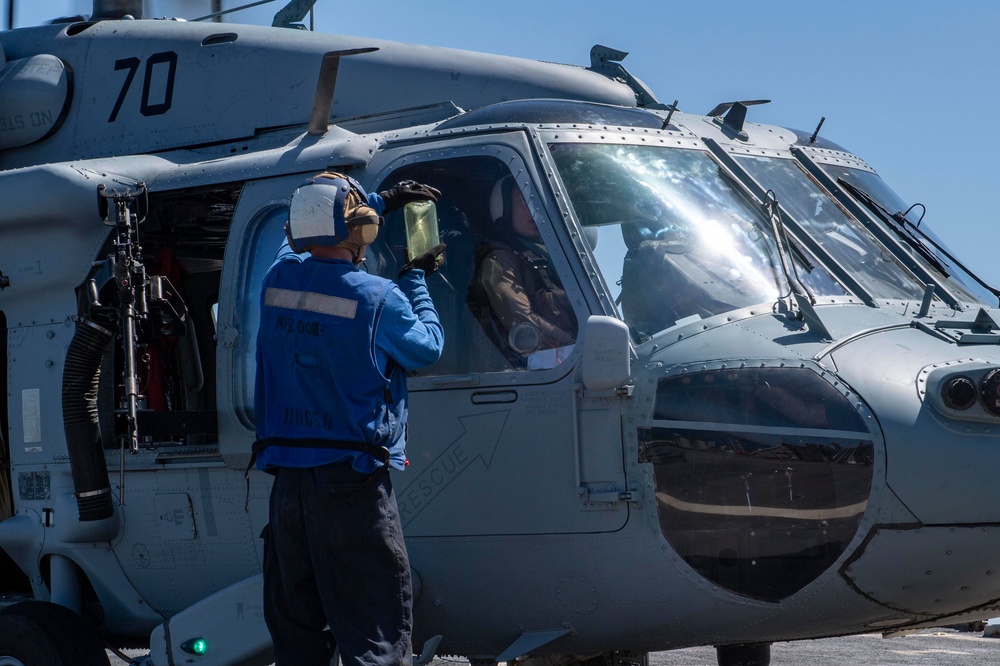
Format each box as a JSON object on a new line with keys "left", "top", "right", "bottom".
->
{"left": 715, "top": 166, "right": 816, "bottom": 272}
{"left": 836, "top": 177, "right": 952, "bottom": 277}
{"left": 838, "top": 178, "right": 1000, "bottom": 304}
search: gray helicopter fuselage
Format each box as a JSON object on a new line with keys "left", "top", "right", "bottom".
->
{"left": 2, "top": 13, "right": 1000, "bottom": 666}
{"left": 0, "top": 19, "right": 635, "bottom": 167}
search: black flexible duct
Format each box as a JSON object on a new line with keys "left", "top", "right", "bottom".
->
{"left": 62, "top": 318, "right": 114, "bottom": 521}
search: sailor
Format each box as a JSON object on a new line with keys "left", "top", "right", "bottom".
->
{"left": 253, "top": 172, "right": 444, "bottom": 666}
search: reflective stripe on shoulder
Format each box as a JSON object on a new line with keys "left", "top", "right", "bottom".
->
{"left": 264, "top": 287, "right": 358, "bottom": 319}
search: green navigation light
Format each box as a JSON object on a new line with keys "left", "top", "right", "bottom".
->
{"left": 181, "top": 637, "right": 209, "bottom": 656}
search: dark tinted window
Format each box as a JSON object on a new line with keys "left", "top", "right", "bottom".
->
{"left": 654, "top": 368, "right": 869, "bottom": 432}
{"left": 641, "top": 366, "right": 874, "bottom": 601}
{"left": 639, "top": 425, "right": 874, "bottom": 601}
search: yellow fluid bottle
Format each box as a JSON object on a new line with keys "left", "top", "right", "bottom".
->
{"left": 403, "top": 200, "right": 440, "bottom": 259}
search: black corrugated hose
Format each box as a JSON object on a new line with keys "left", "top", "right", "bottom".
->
{"left": 61, "top": 318, "right": 115, "bottom": 521}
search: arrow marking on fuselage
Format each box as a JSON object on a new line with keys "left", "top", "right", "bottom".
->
{"left": 398, "top": 410, "right": 509, "bottom": 527}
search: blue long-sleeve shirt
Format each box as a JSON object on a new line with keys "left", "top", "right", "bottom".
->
{"left": 254, "top": 236, "right": 443, "bottom": 472}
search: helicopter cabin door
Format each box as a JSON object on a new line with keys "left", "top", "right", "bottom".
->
{"left": 365, "top": 142, "right": 628, "bottom": 537}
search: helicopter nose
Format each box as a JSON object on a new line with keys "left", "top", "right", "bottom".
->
{"left": 828, "top": 340, "right": 1000, "bottom": 526}
{"left": 820, "top": 335, "right": 1000, "bottom": 621}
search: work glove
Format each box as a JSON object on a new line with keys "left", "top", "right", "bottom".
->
{"left": 399, "top": 244, "right": 446, "bottom": 278}
{"left": 379, "top": 181, "right": 441, "bottom": 214}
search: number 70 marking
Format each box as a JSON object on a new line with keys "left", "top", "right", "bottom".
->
{"left": 108, "top": 51, "right": 179, "bottom": 123}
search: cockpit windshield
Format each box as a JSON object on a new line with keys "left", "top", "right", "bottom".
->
{"left": 821, "top": 164, "right": 997, "bottom": 306}
{"left": 734, "top": 156, "right": 929, "bottom": 302}
{"left": 548, "top": 143, "right": 844, "bottom": 341}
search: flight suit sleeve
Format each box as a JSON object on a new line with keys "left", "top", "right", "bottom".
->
{"left": 479, "top": 249, "right": 575, "bottom": 349}
{"left": 377, "top": 269, "right": 444, "bottom": 371}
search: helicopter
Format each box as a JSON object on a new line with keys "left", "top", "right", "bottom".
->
{"left": 3, "top": 1, "right": 1000, "bottom": 665}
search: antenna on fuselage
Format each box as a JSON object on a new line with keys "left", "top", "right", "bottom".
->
{"left": 588, "top": 44, "right": 664, "bottom": 108}
{"left": 662, "top": 100, "right": 679, "bottom": 130}
{"left": 272, "top": 0, "right": 319, "bottom": 28}
{"left": 307, "top": 47, "right": 379, "bottom": 135}
{"left": 808, "top": 116, "right": 826, "bottom": 144}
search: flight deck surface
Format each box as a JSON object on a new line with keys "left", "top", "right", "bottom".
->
{"left": 107, "top": 627, "right": 1000, "bottom": 665}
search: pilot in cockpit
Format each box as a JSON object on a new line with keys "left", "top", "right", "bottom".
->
{"left": 468, "top": 176, "right": 577, "bottom": 369}
{"left": 619, "top": 209, "right": 735, "bottom": 339}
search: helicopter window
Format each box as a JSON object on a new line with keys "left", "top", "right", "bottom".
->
{"left": 735, "top": 156, "right": 929, "bottom": 302}
{"left": 640, "top": 367, "right": 875, "bottom": 601}
{"left": 821, "top": 164, "right": 996, "bottom": 306}
{"left": 371, "top": 155, "right": 581, "bottom": 375}
{"left": 548, "top": 142, "right": 843, "bottom": 343}
{"left": 234, "top": 205, "right": 290, "bottom": 424}
{"left": 654, "top": 367, "right": 868, "bottom": 432}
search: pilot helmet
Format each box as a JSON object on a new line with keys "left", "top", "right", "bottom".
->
{"left": 285, "top": 172, "right": 382, "bottom": 262}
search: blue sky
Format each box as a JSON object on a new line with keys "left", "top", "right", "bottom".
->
{"left": 6, "top": 1, "right": 1000, "bottom": 286}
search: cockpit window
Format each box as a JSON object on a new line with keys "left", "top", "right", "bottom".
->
{"left": 548, "top": 143, "right": 843, "bottom": 342}
{"left": 735, "top": 156, "right": 929, "bottom": 301}
{"left": 821, "top": 165, "right": 997, "bottom": 306}
{"left": 370, "top": 155, "right": 581, "bottom": 375}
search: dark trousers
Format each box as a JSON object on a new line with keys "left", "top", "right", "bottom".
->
{"left": 263, "top": 463, "right": 413, "bottom": 666}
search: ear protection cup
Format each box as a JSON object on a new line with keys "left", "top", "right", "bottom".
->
{"left": 345, "top": 203, "right": 381, "bottom": 246}
{"left": 339, "top": 219, "right": 378, "bottom": 250}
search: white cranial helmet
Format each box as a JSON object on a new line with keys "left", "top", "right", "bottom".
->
{"left": 285, "top": 172, "right": 381, "bottom": 259}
